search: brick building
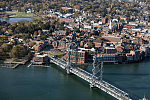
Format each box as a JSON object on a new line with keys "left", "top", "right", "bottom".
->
{"left": 66, "top": 48, "right": 93, "bottom": 64}
{"left": 66, "top": 49, "right": 86, "bottom": 64}
{"left": 104, "top": 47, "right": 117, "bottom": 54}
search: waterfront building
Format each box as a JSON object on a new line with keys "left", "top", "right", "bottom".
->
{"left": 66, "top": 48, "right": 94, "bottom": 64}
{"left": 66, "top": 49, "right": 86, "bottom": 64}
{"left": 104, "top": 47, "right": 117, "bottom": 54}
{"left": 126, "top": 50, "right": 141, "bottom": 62}
{"left": 31, "top": 54, "right": 49, "bottom": 64}
{"left": 97, "top": 53, "right": 124, "bottom": 64}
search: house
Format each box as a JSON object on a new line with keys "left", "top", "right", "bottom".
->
{"left": 32, "top": 40, "right": 47, "bottom": 51}
{"left": 52, "top": 30, "right": 67, "bottom": 36}
{"left": 102, "top": 17, "right": 108, "bottom": 24}
{"left": 59, "top": 18, "right": 74, "bottom": 23}
{"left": 123, "top": 24, "right": 136, "bottom": 29}
{"left": 58, "top": 40, "right": 67, "bottom": 49}
{"left": 32, "top": 40, "right": 45, "bottom": 45}
{"left": 97, "top": 54, "right": 123, "bottom": 64}
{"left": 116, "top": 45, "right": 124, "bottom": 53}
{"left": 102, "top": 35, "right": 121, "bottom": 44}
{"left": 140, "top": 45, "right": 150, "bottom": 57}
{"left": 33, "top": 45, "right": 43, "bottom": 52}
{"left": 126, "top": 50, "right": 141, "bottom": 62}
{"left": 104, "top": 47, "right": 117, "bottom": 54}
{"left": 61, "top": 7, "right": 73, "bottom": 13}
{"left": 93, "top": 40, "right": 103, "bottom": 48}
{"left": 52, "top": 41, "right": 59, "bottom": 48}
{"left": 32, "top": 54, "right": 49, "bottom": 64}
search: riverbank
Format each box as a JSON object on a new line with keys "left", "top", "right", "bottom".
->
{"left": 0, "top": 58, "right": 29, "bottom": 69}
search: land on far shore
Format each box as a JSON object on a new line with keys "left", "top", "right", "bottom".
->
{"left": 4, "top": 11, "right": 40, "bottom": 19}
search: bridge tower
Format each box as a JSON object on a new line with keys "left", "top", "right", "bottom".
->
{"left": 66, "top": 42, "right": 71, "bottom": 74}
{"left": 74, "top": 43, "right": 78, "bottom": 67}
{"left": 66, "top": 41, "right": 78, "bottom": 74}
{"left": 90, "top": 51, "right": 103, "bottom": 88}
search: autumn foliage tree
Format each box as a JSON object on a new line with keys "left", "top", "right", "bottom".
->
{"left": 11, "top": 45, "right": 28, "bottom": 58}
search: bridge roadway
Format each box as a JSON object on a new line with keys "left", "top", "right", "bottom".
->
{"left": 50, "top": 57, "right": 132, "bottom": 100}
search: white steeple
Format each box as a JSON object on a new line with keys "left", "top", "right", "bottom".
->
{"left": 109, "top": 19, "right": 112, "bottom": 30}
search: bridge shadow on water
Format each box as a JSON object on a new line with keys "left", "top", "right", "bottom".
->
{"left": 104, "top": 73, "right": 150, "bottom": 76}
{"left": 103, "top": 78, "right": 142, "bottom": 100}
{"left": 125, "top": 87, "right": 150, "bottom": 90}
{"left": 50, "top": 64, "right": 118, "bottom": 100}
{"left": 50, "top": 62, "right": 145, "bottom": 100}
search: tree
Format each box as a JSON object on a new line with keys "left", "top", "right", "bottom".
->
{"left": 88, "top": 42, "right": 95, "bottom": 48}
{"left": 29, "top": 42, "right": 36, "bottom": 47}
{"left": 11, "top": 45, "right": 28, "bottom": 58}
{"left": 1, "top": 43, "right": 13, "bottom": 52}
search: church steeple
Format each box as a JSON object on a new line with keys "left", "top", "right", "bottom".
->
{"left": 109, "top": 19, "right": 112, "bottom": 30}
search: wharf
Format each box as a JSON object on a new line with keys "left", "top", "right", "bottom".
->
{"left": 12, "top": 64, "right": 20, "bottom": 69}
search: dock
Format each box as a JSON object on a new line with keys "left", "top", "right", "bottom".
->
{"left": 12, "top": 64, "right": 20, "bottom": 69}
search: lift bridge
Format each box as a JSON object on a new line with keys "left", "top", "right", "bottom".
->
{"left": 49, "top": 42, "right": 133, "bottom": 100}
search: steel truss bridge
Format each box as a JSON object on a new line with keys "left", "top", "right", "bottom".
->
{"left": 50, "top": 57, "right": 132, "bottom": 100}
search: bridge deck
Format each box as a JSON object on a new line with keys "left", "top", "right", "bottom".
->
{"left": 50, "top": 57, "right": 132, "bottom": 100}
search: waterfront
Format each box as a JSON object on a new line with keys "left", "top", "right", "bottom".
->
{"left": 0, "top": 58, "right": 150, "bottom": 100}
{"left": 0, "top": 17, "right": 33, "bottom": 23}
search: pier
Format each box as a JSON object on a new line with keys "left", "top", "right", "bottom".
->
{"left": 12, "top": 63, "right": 20, "bottom": 69}
{"left": 50, "top": 57, "right": 132, "bottom": 100}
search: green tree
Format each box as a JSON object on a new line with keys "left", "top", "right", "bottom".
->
{"left": 1, "top": 43, "right": 13, "bottom": 52}
{"left": 11, "top": 45, "right": 28, "bottom": 58}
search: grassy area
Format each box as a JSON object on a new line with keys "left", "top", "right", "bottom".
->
{"left": 49, "top": 49, "right": 66, "bottom": 58}
{"left": 57, "top": 53, "right": 66, "bottom": 58}
{"left": 5, "top": 11, "right": 39, "bottom": 19}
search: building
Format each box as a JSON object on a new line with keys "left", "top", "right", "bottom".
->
{"left": 126, "top": 50, "right": 141, "bottom": 62}
{"left": 61, "top": 7, "right": 73, "bottom": 13}
{"left": 102, "top": 17, "right": 108, "bottom": 24}
{"left": 66, "top": 48, "right": 93, "bottom": 64}
{"left": 52, "top": 30, "right": 67, "bottom": 36}
{"left": 32, "top": 54, "right": 49, "bottom": 64}
{"left": 97, "top": 53, "right": 124, "bottom": 64}
{"left": 102, "top": 36, "right": 121, "bottom": 44}
{"left": 104, "top": 47, "right": 117, "bottom": 54}
{"left": 66, "top": 49, "right": 86, "bottom": 64}
{"left": 140, "top": 46, "right": 150, "bottom": 57}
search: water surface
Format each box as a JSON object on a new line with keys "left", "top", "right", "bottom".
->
{"left": 0, "top": 17, "right": 33, "bottom": 23}
{"left": 0, "top": 58, "right": 150, "bottom": 100}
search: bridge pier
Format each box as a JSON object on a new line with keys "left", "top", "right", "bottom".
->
{"left": 66, "top": 69, "right": 71, "bottom": 74}
{"left": 90, "top": 83, "right": 96, "bottom": 88}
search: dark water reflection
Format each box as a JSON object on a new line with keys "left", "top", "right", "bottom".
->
{"left": 0, "top": 57, "right": 150, "bottom": 100}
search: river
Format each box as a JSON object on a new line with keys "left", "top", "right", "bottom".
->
{"left": 0, "top": 17, "right": 149, "bottom": 100}
{"left": 0, "top": 58, "right": 150, "bottom": 100}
